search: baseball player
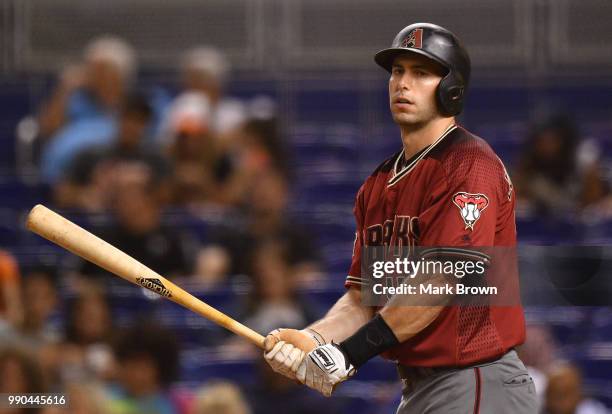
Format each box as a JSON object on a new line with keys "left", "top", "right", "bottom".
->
{"left": 264, "top": 23, "right": 537, "bottom": 413}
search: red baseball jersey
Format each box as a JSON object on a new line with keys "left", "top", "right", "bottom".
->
{"left": 345, "top": 124, "right": 525, "bottom": 367}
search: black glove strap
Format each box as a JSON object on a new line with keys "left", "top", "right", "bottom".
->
{"left": 304, "top": 328, "right": 327, "bottom": 346}
{"left": 339, "top": 313, "right": 399, "bottom": 368}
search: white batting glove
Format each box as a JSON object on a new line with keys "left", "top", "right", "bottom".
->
{"left": 296, "top": 343, "right": 356, "bottom": 397}
{"left": 263, "top": 328, "right": 323, "bottom": 380}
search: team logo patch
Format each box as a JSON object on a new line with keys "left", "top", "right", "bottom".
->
{"left": 452, "top": 192, "right": 489, "bottom": 230}
{"left": 401, "top": 28, "right": 423, "bottom": 49}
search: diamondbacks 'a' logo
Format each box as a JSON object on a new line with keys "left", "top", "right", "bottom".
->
{"left": 402, "top": 29, "right": 423, "bottom": 49}
{"left": 452, "top": 192, "right": 489, "bottom": 230}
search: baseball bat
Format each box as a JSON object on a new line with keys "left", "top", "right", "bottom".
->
{"left": 26, "top": 204, "right": 265, "bottom": 349}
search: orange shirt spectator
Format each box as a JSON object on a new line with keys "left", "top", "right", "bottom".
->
{"left": 0, "top": 250, "right": 23, "bottom": 327}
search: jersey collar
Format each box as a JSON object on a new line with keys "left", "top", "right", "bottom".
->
{"left": 388, "top": 123, "right": 457, "bottom": 187}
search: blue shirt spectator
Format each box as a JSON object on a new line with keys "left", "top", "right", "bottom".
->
{"left": 40, "top": 90, "right": 117, "bottom": 183}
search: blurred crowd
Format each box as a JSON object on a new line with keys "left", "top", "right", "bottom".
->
{"left": 32, "top": 35, "right": 322, "bottom": 286}
{"left": 0, "top": 260, "right": 338, "bottom": 414}
{"left": 1, "top": 34, "right": 611, "bottom": 414}
{"left": 1, "top": 35, "right": 329, "bottom": 414}
{"left": 514, "top": 114, "right": 611, "bottom": 220}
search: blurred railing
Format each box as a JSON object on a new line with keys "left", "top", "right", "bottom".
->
{"left": 0, "top": 0, "right": 610, "bottom": 76}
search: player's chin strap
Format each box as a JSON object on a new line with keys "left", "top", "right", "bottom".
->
{"left": 338, "top": 313, "right": 400, "bottom": 368}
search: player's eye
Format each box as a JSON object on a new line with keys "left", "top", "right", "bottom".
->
{"left": 392, "top": 67, "right": 403, "bottom": 75}
{"left": 414, "top": 69, "right": 427, "bottom": 77}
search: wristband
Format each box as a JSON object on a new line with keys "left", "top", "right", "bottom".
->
{"left": 339, "top": 313, "right": 399, "bottom": 368}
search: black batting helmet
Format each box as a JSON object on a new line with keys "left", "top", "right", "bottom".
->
{"left": 375, "top": 23, "right": 471, "bottom": 117}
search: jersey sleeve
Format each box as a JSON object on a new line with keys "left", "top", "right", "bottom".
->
{"left": 345, "top": 184, "right": 366, "bottom": 288}
{"left": 417, "top": 151, "right": 511, "bottom": 253}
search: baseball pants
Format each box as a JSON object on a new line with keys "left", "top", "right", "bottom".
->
{"left": 396, "top": 350, "right": 538, "bottom": 414}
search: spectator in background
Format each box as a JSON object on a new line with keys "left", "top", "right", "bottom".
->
{"left": 42, "top": 382, "right": 109, "bottom": 414}
{"left": 220, "top": 118, "right": 291, "bottom": 205}
{"left": 240, "top": 119, "right": 289, "bottom": 177}
{"left": 544, "top": 362, "right": 610, "bottom": 414}
{"left": 190, "top": 381, "right": 251, "bottom": 414}
{"left": 58, "top": 288, "right": 115, "bottom": 384}
{"left": 236, "top": 239, "right": 321, "bottom": 336}
{"left": 39, "top": 36, "right": 137, "bottom": 184}
{"left": 107, "top": 324, "right": 180, "bottom": 414}
{"left": 0, "top": 267, "right": 60, "bottom": 392}
{"left": 156, "top": 46, "right": 245, "bottom": 154}
{"left": 211, "top": 170, "right": 321, "bottom": 282}
{"left": 54, "top": 92, "right": 170, "bottom": 211}
{"left": 14, "top": 267, "right": 60, "bottom": 347}
{"left": 0, "top": 266, "right": 60, "bottom": 351}
{"left": 0, "top": 250, "right": 22, "bottom": 329}
{"left": 192, "top": 245, "right": 231, "bottom": 288}
{"left": 164, "top": 92, "right": 232, "bottom": 206}
{"left": 79, "top": 172, "right": 195, "bottom": 279}
{"left": 245, "top": 356, "right": 343, "bottom": 414}
{"left": 176, "top": 47, "right": 246, "bottom": 138}
{"left": 0, "top": 347, "right": 46, "bottom": 414}
{"left": 515, "top": 115, "right": 610, "bottom": 218}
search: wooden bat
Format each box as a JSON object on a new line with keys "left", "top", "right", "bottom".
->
{"left": 26, "top": 204, "right": 265, "bottom": 349}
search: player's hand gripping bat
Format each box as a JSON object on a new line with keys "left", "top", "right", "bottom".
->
{"left": 26, "top": 204, "right": 265, "bottom": 349}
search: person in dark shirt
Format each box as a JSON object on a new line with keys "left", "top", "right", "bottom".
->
{"left": 55, "top": 93, "right": 170, "bottom": 211}
{"left": 210, "top": 170, "right": 321, "bottom": 280}
{"left": 515, "top": 114, "right": 610, "bottom": 217}
{"left": 79, "top": 173, "right": 195, "bottom": 280}
{"left": 107, "top": 323, "right": 180, "bottom": 414}
{"left": 245, "top": 357, "right": 344, "bottom": 414}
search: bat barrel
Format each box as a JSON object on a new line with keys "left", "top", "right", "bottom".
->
{"left": 26, "top": 204, "right": 265, "bottom": 349}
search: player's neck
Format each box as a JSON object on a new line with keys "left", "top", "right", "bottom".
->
{"left": 399, "top": 117, "right": 455, "bottom": 159}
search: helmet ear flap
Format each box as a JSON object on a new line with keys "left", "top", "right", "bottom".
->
{"left": 437, "top": 72, "right": 465, "bottom": 117}
{"left": 447, "top": 85, "right": 464, "bottom": 101}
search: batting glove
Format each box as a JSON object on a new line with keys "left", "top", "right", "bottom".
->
{"left": 263, "top": 328, "right": 324, "bottom": 380}
{"left": 296, "top": 342, "right": 356, "bottom": 397}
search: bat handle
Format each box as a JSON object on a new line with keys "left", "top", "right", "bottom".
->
{"left": 242, "top": 329, "right": 266, "bottom": 349}
{"left": 201, "top": 301, "right": 266, "bottom": 349}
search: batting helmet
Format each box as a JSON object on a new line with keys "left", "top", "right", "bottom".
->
{"left": 374, "top": 23, "right": 471, "bottom": 117}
